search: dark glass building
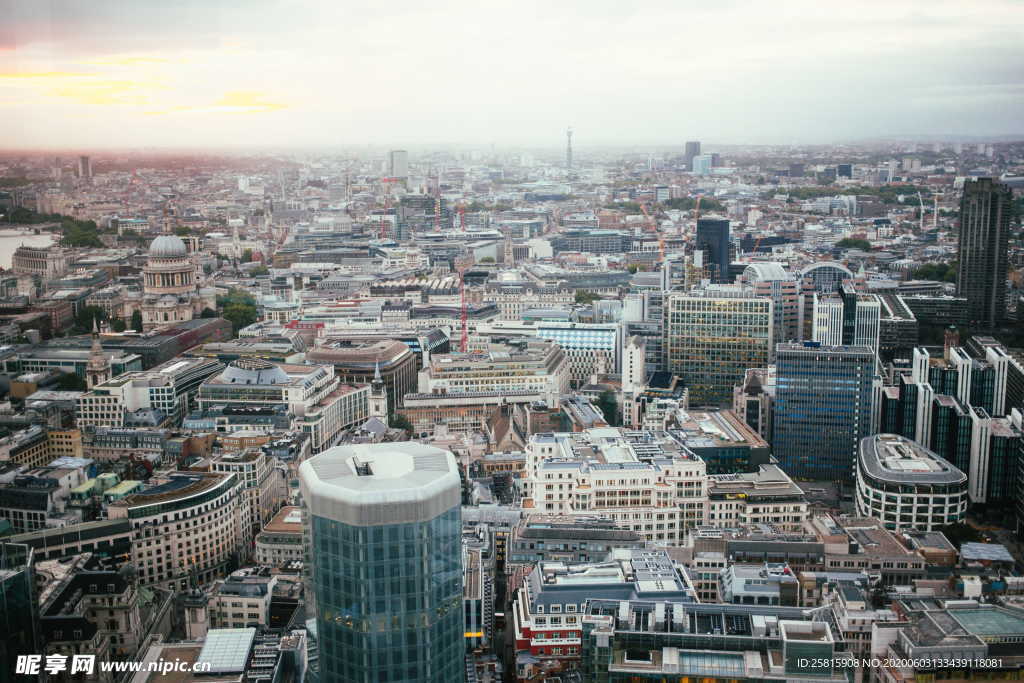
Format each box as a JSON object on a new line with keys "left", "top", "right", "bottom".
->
{"left": 695, "top": 218, "right": 731, "bottom": 284}
{"left": 300, "top": 442, "right": 463, "bottom": 683}
{"left": 0, "top": 543, "right": 38, "bottom": 683}
{"left": 956, "top": 177, "right": 1012, "bottom": 328}
{"left": 773, "top": 343, "right": 875, "bottom": 482}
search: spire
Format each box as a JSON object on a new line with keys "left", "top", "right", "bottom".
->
{"left": 373, "top": 360, "right": 383, "bottom": 384}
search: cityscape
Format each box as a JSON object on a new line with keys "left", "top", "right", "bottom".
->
{"left": 1, "top": 2, "right": 1024, "bottom": 683}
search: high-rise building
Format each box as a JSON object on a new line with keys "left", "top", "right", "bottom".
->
{"left": 813, "top": 284, "right": 880, "bottom": 354}
{"left": 0, "top": 543, "right": 38, "bottom": 682}
{"left": 77, "top": 155, "right": 92, "bottom": 182}
{"left": 696, "top": 218, "right": 731, "bottom": 283}
{"left": 300, "top": 442, "right": 463, "bottom": 683}
{"left": 683, "top": 140, "right": 701, "bottom": 170}
{"left": 691, "top": 153, "right": 714, "bottom": 175}
{"left": 837, "top": 163, "right": 853, "bottom": 178}
{"left": 664, "top": 286, "right": 773, "bottom": 407}
{"left": 773, "top": 343, "right": 876, "bottom": 482}
{"left": 742, "top": 263, "right": 799, "bottom": 345}
{"left": 956, "top": 177, "right": 1012, "bottom": 328}
{"left": 387, "top": 150, "right": 409, "bottom": 178}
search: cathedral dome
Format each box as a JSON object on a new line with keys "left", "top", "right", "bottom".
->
{"left": 149, "top": 235, "right": 188, "bottom": 258}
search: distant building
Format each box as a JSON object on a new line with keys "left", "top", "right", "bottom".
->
{"left": 387, "top": 149, "right": 409, "bottom": 178}
{"left": 691, "top": 153, "right": 714, "bottom": 175}
{"left": 683, "top": 140, "right": 701, "bottom": 170}
{"left": 11, "top": 245, "right": 68, "bottom": 280}
{"left": 696, "top": 218, "right": 731, "bottom": 283}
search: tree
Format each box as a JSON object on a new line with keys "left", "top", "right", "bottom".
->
{"left": 575, "top": 290, "right": 601, "bottom": 305}
{"left": 218, "top": 288, "right": 259, "bottom": 334}
{"left": 479, "top": 256, "right": 495, "bottom": 264}
{"left": 391, "top": 413, "right": 414, "bottom": 435}
{"left": 109, "top": 317, "right": 126, "bottom": 332}
{"left": 200, "top": 307, "right": 218, "bottom": 318}
{"left": 242, "top": 248, "right": 254, "bottom": 263}
{"left": 72, "top": 306, "right": 107, "bottom": 334}
{"left": 627, "top": 264, "right": 639, "bottom": 274}
{"left": 56, "top": 372, "right": 88, "bottom": 391}
{"left": 836, "top": 237, "right": 871, "bottom": 251}
{"left": 131, "top": 310, "right": 143, "bottom": 332}
{"left": 596, "top": 391, "right": 619, "bottom": 426}
{"left": 174, "top": 225, "right": 194, "bottom": 236}
{"left": 911, "top": 261, "right": 957, "bottom": 283}
{"left": 249, "top": 265, "right": 269, "bottom": 276}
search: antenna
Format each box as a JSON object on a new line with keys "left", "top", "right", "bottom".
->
{"left": 566, "top": 127, "right": 573, "bottom": 170}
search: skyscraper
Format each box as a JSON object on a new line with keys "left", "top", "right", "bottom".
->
{"left": 664, "top": 286, "right": 772, "bottom": 406}
{"left": 388, "top": 150, "right": 409, "bottom": 178}
{"left": 813, "top": 284, "right": 881, "bottom": 354}
{"left": 696, "top": 218, "right": 731, "bottom": 283}
{"left": 683, "top": 140, "right": 701, "bottom": 171}
{"left": 773, "top": 343, "right": 876, "bottom": 482}
{"left": 956, "top": 177, "right": 1012, "bottom": 328}
{"left": 77, "top": 155, "right": 92, "bottom": 182}
{"left": 300, "top": 442, "right": 463, "bottom": 683}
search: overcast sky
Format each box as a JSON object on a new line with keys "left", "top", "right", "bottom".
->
{"left": 1, "top": 0, "right": 1022, "bottom": 150}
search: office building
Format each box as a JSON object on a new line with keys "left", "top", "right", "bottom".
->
{"left": 305, "top": 339, "right": 417, "bottom": 411}
{"left": 417, "top": 339, "right": 570, "bottom": 405}
{"left": 855, "top": 434, "right": 968, "bottom": 531}
{"left": 0, "top": 543, "right": 38, "bottom": 683}
{"left": 813, "top": 284, "right": 881, "bottom": 353}
{"left": 773, "top": 343, "right": 875, "bottom": 482}
{"left": 956, "top": 177, "right": 1012, "bottom": 328}
{"left": 696, "top": 218, "right": 731, "bottom": 283}
{"left": 196, "top": 359, "right": 369, "bottom": 453}
{"left": 300, "top": 442, "right": 463, "bottom": 683}
{"left": 76, "top": 357, "right": 223, "bottom": 428}
{"left": 512, "top": 549, "right": 696, "bottom": 679}
{"left": 578, "top": 600, "right": 851, "bottom": 683}
{"left": 77, "top": 155, "right": 92, "bottom": 181}
{"left": 691, "top": 153, "right": 714, "bottom": 175}
{"left": 387, "top": 149, "right": 409, "bottom": 178}
{"left": 664, "top": 287, "right": 773, "bottom": 407}
{"left": 106, "top": 471, "right": 243, "bottom": 588}
{"left": 742, "top": 263, "right": 799, "bottom": 345}
{"left": 683, "top": 140, "right": 701, "bottom": 170}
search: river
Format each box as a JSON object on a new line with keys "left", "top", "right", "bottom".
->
{"left": 0, "top": 229, "right": 56, "bottom": 268}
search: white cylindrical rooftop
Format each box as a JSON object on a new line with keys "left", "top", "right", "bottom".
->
{"left": 299, "top": 442, "right": 460, "bottom": 526}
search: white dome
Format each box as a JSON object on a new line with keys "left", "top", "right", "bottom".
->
{"left": 149, "top": 235, "right": 188, "bottom": 258}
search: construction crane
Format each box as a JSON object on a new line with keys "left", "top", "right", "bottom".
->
{"left": 459, "top": 267, "right": 469, "bottom": 352}
{"left": 916, "top": 192, "right": 925, "bottom": 232}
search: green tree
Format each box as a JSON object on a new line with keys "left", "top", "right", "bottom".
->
{"left": 131, "top": 310, "right": 143, "bottom": 332}
{"left": 391, "top": 413, "right": 414, "bottom": 435}
{"left": 217, "top": 288, "right": 259, "bottom": 334}
{"left": 173, "top": 225, "right": 194, "bottom": 236}
{"left": 479, "top": 256, "right": 495, "bottom": 264}
{"left": 627, "top": 264, "right": 639, "bottom": 274}
{"left": 72, "top": 306, "right": 107, "bottom": 334}
{"left": 912, "top": 261, "right": 957, "bottom": 283}
{"left": 56, "top": 372, "right": 88, "bottom": 391}
{"left": 241, "top": 248, "right": 254, "bottom": 263}
{"left": 596, "top": 391, "right": 619, "bottom": 426}
{"left": 836, "top": 237, "right": 871, "bottom": 251}
{"left": 109, "top": 317, "right": 126, "bottom": 332}
{"left": 249, "top": 265, "right": 269, "bottom": 276}
{"left": 575, "top": 290, "right": 601, "bottom": 305}
{"left": 200, "top": 307, "right": 218, "bottom": 318}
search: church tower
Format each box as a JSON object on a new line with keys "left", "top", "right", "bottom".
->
{"left": 86, "top": 317, "right": 111, "bottom": 389}
{"left": 369, "top": 361, "right": 388, "bottom": 425}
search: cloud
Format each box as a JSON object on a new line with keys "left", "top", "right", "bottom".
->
{"left": 146, "top": 90, "right": 287, "bottom": 116}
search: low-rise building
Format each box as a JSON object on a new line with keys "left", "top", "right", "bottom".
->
{"left": 255, "top": 505, "right": 302, "bottom": 566}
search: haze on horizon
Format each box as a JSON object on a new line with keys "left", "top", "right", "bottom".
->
{"left": 1, "top": 0, "right": 1022, "bottom": 150}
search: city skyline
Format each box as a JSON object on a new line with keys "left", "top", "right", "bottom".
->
{"left": 2, "top": 0, "right": 1023, "bottom": 149}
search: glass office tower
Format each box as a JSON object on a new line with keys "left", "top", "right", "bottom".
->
{"left": 773, "top": 343, "right": 876, "bottom": 482}
{"left": 300, "top": 442, "right": 463, "bottom": 683}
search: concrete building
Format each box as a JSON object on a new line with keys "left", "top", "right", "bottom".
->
{"left": 196, "top": 359, "right": 369, "bottom": 453}
{"left": 208, "top": 568, "right": 279, "bottom": 630}
{"left": 855, "top": 434, "right": 968, "bottom": 531}
{"left": 305, "top": 339, "right": 417, "bottom": 411}
{"left": 106, "top": 471, "right": 243, "bottom": 588}
{"left": 299, "top": 442, "right": 463, "bottom": 683}
{"left": 255, "top": 506, "right": 302, "bottom": 567}
{"left": 957, "top": 177, "right": 1012, "bottom": 328}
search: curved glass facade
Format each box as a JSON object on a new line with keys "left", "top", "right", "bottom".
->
{"left": 308, "top": 506, "right": 463, "bottom": 682}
